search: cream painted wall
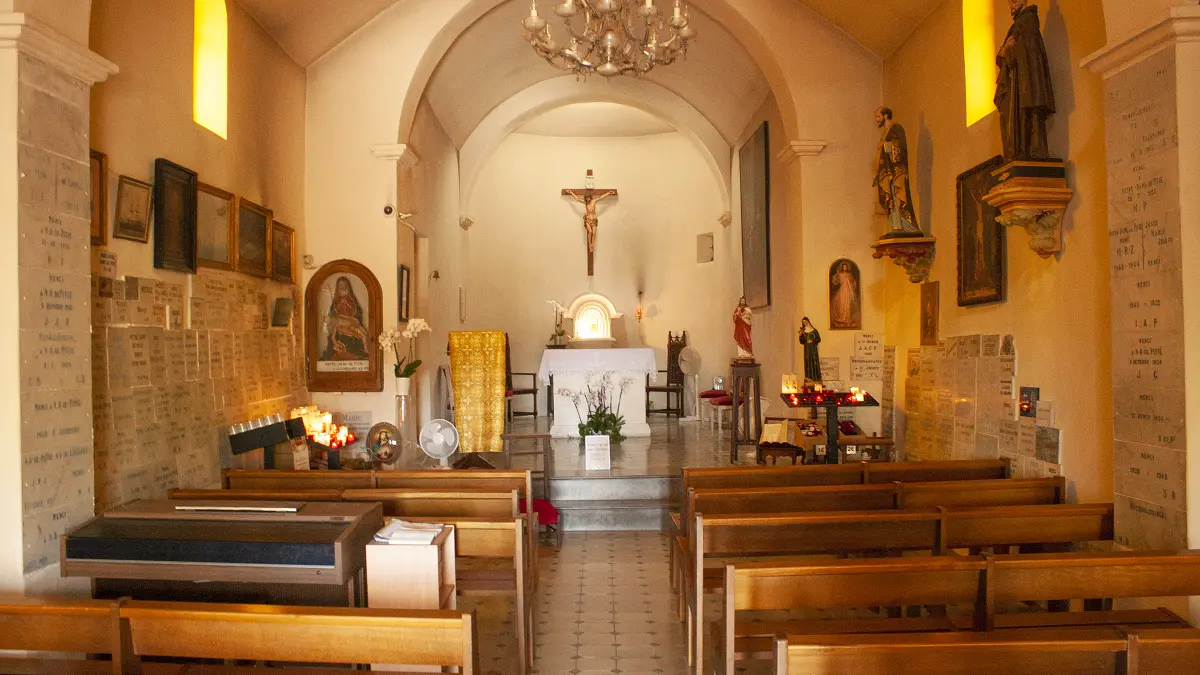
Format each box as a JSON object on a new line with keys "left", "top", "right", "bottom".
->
{"left": 465, "top": 132, "right": 732, "bottom": 413}
{"left": 91, "top": 0, "right": 306, "bottom": 278}
{"left": 883, "top": 0, "right": 1111, "bottom": 502}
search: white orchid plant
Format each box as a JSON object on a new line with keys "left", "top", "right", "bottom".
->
{"left": 379, "top": 318, "right": 432, "bottom": 378}
{"left": 547, "top": 299, "right": 569, "bottom": 341}
{"left": 556, "top": 370, "right": 635, "bottom": 440}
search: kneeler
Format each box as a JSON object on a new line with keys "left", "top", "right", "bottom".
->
{"left": 448, "top": 331, "right": 507, "bottom": 453}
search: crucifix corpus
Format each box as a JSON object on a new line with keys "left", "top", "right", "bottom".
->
{"left": 562, "top": 170, "right": 618, "bottom": 276}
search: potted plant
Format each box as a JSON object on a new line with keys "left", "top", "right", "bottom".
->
{"left": 379, "top": 318, "right": 431, "bottom": 396}
{"left": 557, "top": 371, "right": 633, "bottom": 442}
{"left": 546, "top": 300, "right": 569, "bottom": 347}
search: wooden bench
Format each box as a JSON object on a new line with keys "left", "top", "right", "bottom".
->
{"left": 0, "top": 597, "right": 124, "bottom": 675}
{"left": 223, "top": 469, "right": 376, "bottom": 490}
{"left": 724, "top": 549, "right": 1200, "bottom": 675}
{"left": 340, "top": 488, "right": 519, "bottom": 519}
{"left": 774, "top": 627, "right": 1200, "bottom": 675}
{"left": 170, "top": 488, "right": 344, "bottom": 502}
{"left": 118, "top": 600, "right": 479, "bottom": 674}
{"left": 684, "top": 503, "right": 1115, "bottom": 675}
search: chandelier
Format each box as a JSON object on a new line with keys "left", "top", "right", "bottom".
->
{"left": 521, "top": 0, "right": 697, "bottom": 78}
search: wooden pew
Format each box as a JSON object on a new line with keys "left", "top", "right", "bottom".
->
{"left": 340, "top": 488, "right": 519, "bottom": 519}
{"left": 685, "top": 503, "right": 1115, "bottom": 675}
{"left": 0, "top": 597, "right": 125, "bottom": 675}
{"left": 224, "top": 469, "right": 376, "bottom": 490}
{"left": 725, "top": 548, "right": 1198, "bottom": 675}
{"left": 773, "top": 627, "right": 1200, "bottom": 675}
{"left": 118, "top": 600, "right": 480, "bottom": 674}
{"left": 170, "top": 488, "right": 344, "bottom": 502}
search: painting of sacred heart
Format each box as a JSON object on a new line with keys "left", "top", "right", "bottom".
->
{"left": 828, "top": 258, "right": 862, "bottom": 331}
{"left": 956, "top": 155, "right": 1006, "bottom": 306}
{"left": 305, "top": 259, "right": 383, "bottom": 392}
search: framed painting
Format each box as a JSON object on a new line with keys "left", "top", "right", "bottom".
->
{"left": 920, "top": 280, "right": 940, "bottom": 346}
{"left": 112, "top": 175, "right": 153, "bottom": 243}
{"left": 957, "top": 155, "right": 1006, "bottom": 306}
{"left": 152, "top": 158, "right": 199, "bottom": 273}
{"left": 828, "top": 258, "right": 862, "bottom": 330}
{"left": 197, "top": 182, "right": 236, "bottom": 270}
{"left": 90, "top": 150, "right": 108, "bottom": 246}
{"left": 398, "top": 264, "right": 411, "bottom": 322}
{"left": 739, "top": 121, "right": 771, "bottom": 308}
{"left": 306, "top": 259, "right": 383, "bottom": 392}
{"left": 236, "top": 197, "right": 272, "bottom": 278}
{"left": 271, "top": 221, "right": 295, "bottom": 284}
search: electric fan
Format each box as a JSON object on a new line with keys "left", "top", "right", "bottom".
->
{"left": 678, "top": 346, "right": 702, "bottom": 421}
{"left": 418, "top": 419, "right": 460, "bottom": 468}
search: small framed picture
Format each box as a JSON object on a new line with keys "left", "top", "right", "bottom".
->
{"left": 152, "top": 158, "right": 199, "bottom": 273}
{"left": 236, "top": 198, "right": 272, "bottom": 278}
{"left": 271, "top": 221, "right": 295, "bottom": 284}
{"left": 90, "top": 149, "right": 108, "bottom": 246}
{"left": 113, "top": 175, "right": 153, "bottom": 243}
{"left": 398, "top": 264, "right": 411, "bottom": 321}
{"left": 197, "top": 182, "right": 236, "bottom": 270}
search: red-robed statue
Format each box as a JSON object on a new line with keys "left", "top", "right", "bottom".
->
{"left": 733, "top": 296, "right": 753, "bottom": 360}
{"left": 995, "top": 0, "right": 1056, "bottom": 161}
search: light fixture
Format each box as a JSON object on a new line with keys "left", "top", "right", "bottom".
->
{"left": 522, "top": 0, "right": 696, "bottom": 78}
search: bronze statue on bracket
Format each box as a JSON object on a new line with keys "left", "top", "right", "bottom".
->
{"left": 995, "top": 0, "right": 1056, "bottom": 161}
{"left": 874, "top": 106, "right": 922, "bottom": 239}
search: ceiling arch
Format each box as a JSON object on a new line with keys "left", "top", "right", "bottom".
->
{"left": 458, "top": 75, "right": 733, "bottom": 215}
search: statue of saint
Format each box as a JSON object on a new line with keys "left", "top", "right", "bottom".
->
{"left": 873, "top": 107, "right": 921, "bottom": 237}
{"left": 995, "top": 0, "right": 1056, "bottom": 161}
{"left": 799, "top": 317, "right": 822, "bottom": 383}
{"left": 733, "top": 297, "right": 753, "bottom": 360}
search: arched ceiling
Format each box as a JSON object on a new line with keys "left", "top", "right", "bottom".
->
{"left": 237, "top": 0, "right": 944, "bottom": 68}
{"left": 517, "top": 103, "right": 676, "bottom": 137}
{"left": 421, "top": 1, "right": 770, "bottom": 147}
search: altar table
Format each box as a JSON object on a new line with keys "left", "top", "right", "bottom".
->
{"left": 538, "top": 348, "right": 657, "bottom": 438}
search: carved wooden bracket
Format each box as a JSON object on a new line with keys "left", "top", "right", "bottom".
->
{"left": 984, "top": 160, "right": 1073, "bottom": 259}
{"left": 872, "top": 236, "right": 936, "bottom": 284}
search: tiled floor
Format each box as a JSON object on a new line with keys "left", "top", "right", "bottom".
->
{"left": 462, "top": 531, "right": 689, "bottom": 675}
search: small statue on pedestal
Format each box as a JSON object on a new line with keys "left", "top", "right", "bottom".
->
{"left": 733, "top": 297, "right": 753, "bottom": 361}
{"left": 799, "top": 317, "right": 822, "bottom": 383}
{"left": 995, "top": 0, "right": 1056, "bottom": 162}
{"left": 874, "top": 106, "right": 922, "bottom": 238}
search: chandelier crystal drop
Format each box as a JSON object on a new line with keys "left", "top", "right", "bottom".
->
{"left": 522, "top": 0, "right": 696, "bottom": 78}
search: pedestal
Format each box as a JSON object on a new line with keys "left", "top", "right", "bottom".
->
{"left": 729, "top": 361, "right": 762, "bottom": 464}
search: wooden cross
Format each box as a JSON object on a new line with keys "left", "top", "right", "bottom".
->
{"left": 562, "top": 170, "right": 618, "bottom": 276}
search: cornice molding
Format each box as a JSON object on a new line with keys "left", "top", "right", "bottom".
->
{"left": 1082, "top": 6, "right": 1200, "bottom": 78}
{"left": 776, "top": 140, "right": 827, "bottom": 165}
{"left": 0, "top": 13, "right": 118, "bottom": 84}
{"left": 370, "top": 143, "right": 420, "bottom": 168}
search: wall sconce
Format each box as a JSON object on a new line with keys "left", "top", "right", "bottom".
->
{"left": 635, "top": 292, "right": 645, "bottom": 322}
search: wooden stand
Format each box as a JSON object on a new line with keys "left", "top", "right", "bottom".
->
{"left": 729, "top": 360, "right": 762, "bottom": 464}
{"left": 366, "top": 523, "right": 457, "bottom": 672}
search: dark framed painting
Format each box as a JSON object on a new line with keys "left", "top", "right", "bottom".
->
{"left": 920, "top": 280, "right": 940, "bottom": 346}
{"left": 739, "top": 121, "right": 771, "bottom": 308}
{"left": 305, "top": 259, "right": 383, "bottom": 393}
{"left": 90, "top": 149, "right": 108, "bottom": 246}
{"left": 828, "top": 258, "right": 862, "bottom": 331}
{"left": 398, "top": 264, "right": 411, "bottom": 322}
{"left": 271, "top": 221, "right": 295, "bottom": 284}
{"left": 197, "top": 182, "right": 236, "bottom": 270}
{"left": 152, "top": 158, "right": 199, "bottom": 273}
{"left": 957, "top": 155, "right": 1006, "bottom": 306}
{"left": 236, "top": 197, "right": 272, "bottom": 278}
{"left": 113, "top": 175, "right": 152, "bottom": 243}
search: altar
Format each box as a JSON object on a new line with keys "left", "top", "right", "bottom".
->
{"left": 538, "top": 348, "right": 657, "bottom": 439}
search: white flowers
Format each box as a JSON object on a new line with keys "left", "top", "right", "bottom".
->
{"left": 402, "top": 318, "right": 432, "bottom": 339}
{"left": 379, "top": 318, "right": 431, "bottom": 349}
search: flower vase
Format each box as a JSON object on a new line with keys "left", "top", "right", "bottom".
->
{"left": 395, "top": 377, "right": 412, "bottom": 446}
{"left": 395, "top": 376, "right": 412, "bottom": 397}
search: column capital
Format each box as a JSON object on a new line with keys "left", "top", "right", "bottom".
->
{"left": 0, "top": 13, "right": 117, "bottom": 84}
{"left": 776, "top": 140, "right": 827, "bottom": 166}
{"left": 1082, "top": 6, "right": 1200, "bottom": 79}
{"left": 370, "top": 143, "right": 420, "bottom": 168}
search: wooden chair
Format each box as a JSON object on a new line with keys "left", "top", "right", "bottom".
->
{"left": 505, "top": 334, "right": 538, "bottom": 422}
{"left": 118, "top": 600, "right": 480, "bottom": 674}
{"left": 647, "top": 331, "right": 687, "bottom": 417}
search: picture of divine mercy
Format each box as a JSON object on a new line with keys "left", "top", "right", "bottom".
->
{"left": 828, "top": 259, "right": 862, "bottom": 331}
{"left": 318, "top": 275, "right": 371, "bottom": 371}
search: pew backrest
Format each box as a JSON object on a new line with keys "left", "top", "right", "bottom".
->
{"left": 340, "top": 488, "right": 520, "bottom": 519}
{"left": 225, "top": 469, "right": 376, "bottom": 490}
{"left": 0, "top": 598, "right": 117, "bottom": 655}
{"left": 169, "top": 488, "right": 344, "bottom": 502}
{"left": 941, "top": 503, "right": 1114, "bottom": 549}
{"left": 696, "top": 509, "right": 945, "bottom": 559}
{"left": 898, "top": 477, "right": 1064, "bottom": 508}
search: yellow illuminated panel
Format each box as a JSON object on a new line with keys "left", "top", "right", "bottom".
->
{"left": 194, "top": 0, "right": 228, "bottom": 139}
{"left": 962, "top": 0, "right": 996, "bottom": 126}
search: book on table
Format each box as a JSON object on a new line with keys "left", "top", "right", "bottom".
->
{"left": 374, "top": 520, "right": 444, "bottom": 545}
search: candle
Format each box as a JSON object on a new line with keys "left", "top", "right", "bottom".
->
{"left": 673, "top": 0, "right": 682, "bottom": 20}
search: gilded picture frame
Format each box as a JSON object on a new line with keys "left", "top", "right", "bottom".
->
{"left": 236, "top": 197, "right": 272, "bottom": 278}
{"left": 305, "top": 259, "right": 383, "bottom": 393}
{"left": 197, "top": 182, "right": 236, "bottom": 270}
{"left": 271, "top": 221, "right": 295, "bottom": 284}
{"left": 112, "top": 175, "right": 153, "bottom": 243}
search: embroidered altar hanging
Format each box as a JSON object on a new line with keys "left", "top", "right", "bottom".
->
{"left": 448, "top": 331, "right": 507, "bottom": 453}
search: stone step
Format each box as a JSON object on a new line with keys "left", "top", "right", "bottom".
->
{"left": 549, "top": 475, "right": 677, "bottom": 502}
{"left": 555, "top": 499, "right": 672, "bottom": 531}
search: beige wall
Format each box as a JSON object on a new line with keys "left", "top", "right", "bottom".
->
{"left": 883, "top": 0, "right": 1111, "bottom": 501}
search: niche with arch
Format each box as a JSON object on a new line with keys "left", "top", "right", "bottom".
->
{"left": 565, "top": 293, "right": 623, "bottom": 348}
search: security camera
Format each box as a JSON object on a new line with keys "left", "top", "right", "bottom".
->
{"left": 383, "top": 205, "right": 395, "bottom": 216}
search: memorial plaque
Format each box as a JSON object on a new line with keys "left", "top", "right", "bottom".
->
{"left": 1035, "top": 426, "right": 1062, "bottom": 464}
{"left": 1115, "top": 495, "right": 1186, "bottom": 550}
{"left": 1017, "top": 418, "right": 1037, "bottom": 457}
{"left": 1114, "top": 440, "right": 1186, "bottom": 511}
{"left": 1112, "top": 385, "right": 1186, "bottom": 450}
{"left": 20, "top": 207, "right": 88, "bottom": 272}
{"left": 21, "top": 270, "right": 89, "bottom": 332}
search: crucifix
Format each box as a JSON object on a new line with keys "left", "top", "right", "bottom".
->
{"left": 562, "top": 170, "right": 618, "bottom": 276}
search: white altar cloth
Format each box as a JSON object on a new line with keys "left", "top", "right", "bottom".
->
{"left": 538, "top": 348, "right": 657, "bottom": 439}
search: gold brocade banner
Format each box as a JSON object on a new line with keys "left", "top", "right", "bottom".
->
{"left": 448, "top": 331, "right": 506, "bottom": 453}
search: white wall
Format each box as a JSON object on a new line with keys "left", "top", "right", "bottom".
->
{"left": 465, "top": 132, "right": 733, "bottom": 413}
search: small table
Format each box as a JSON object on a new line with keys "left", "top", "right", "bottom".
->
{"left": 780, "top": 392, "right": 881, "bottom": 464}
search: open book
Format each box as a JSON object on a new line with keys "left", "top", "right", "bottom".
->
{"left": 373, "top": 520, "right": 444, "bottom": 545}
